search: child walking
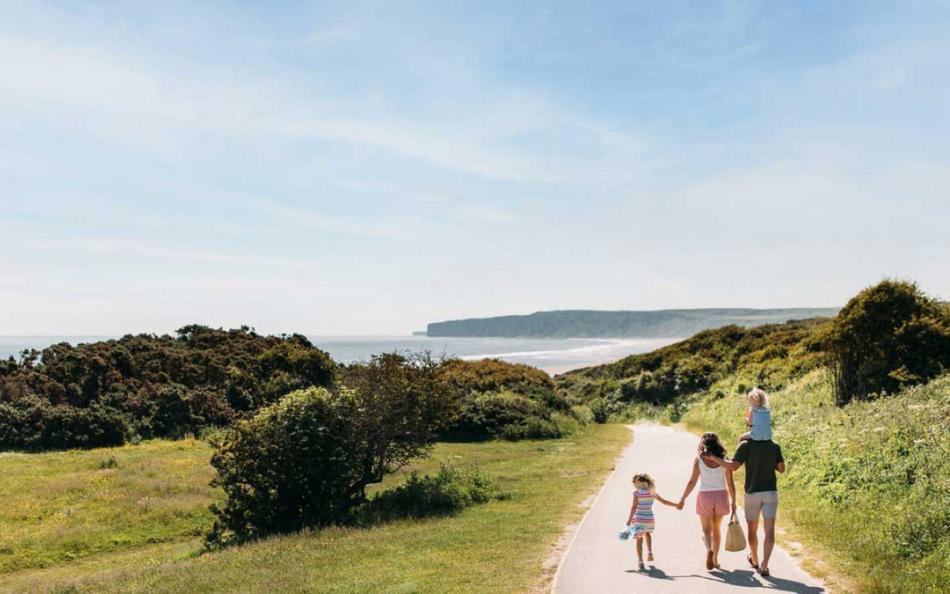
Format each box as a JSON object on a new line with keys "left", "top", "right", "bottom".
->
{"left": 626, "top": 473, "right": 681, "bottom": 570}
{"left": 739, "top": 387, "right": 772, "bottom": 442}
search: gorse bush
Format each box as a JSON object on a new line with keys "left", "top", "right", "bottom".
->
{"left": 439, "top": 358, "right": 575, "bottom": 440}
{"left": 0, "top": 326, "right": 335, "bottom": 450}
{"left": 355, "top": 464, "right": 508, "bottom": 524}
{"left": 823, "top": 279, "right": 950, "bottom": 405}
{"left": 449, "top": 391, "right": 565, "bottom": 440}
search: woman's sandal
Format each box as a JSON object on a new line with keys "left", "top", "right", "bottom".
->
{"left": 747, "top": 554, "right": 758, "bottom": 569}
{"left": 706, "top": 550, "right": 715, "bottom": 570}
{"left": 759, "top": 567, "right": 770, "bottom": 577}
{"left": 638, "top": 561, "right": 646, "bottom": 571}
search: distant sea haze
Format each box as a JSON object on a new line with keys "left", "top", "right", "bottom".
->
{"left": 0, "top": 335, "right": 679, "bottom": 375}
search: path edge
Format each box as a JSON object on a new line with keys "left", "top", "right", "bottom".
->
{"left": 547, "top": 424, "right": 636, "bottom": 594}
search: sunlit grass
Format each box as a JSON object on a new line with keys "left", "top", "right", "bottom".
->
{"left": 1, "top": 425, "right": 631, "bottom": 594}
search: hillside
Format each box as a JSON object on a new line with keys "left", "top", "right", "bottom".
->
{"left": 555, "top": 282, "right": 950, "bottom": 594}
{"left": 425, "top": 307, "right": 839, "bottom": 338}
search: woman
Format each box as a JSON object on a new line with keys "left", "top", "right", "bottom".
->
{"left": 677, "top": 432, "right": 737, "bottom": 570}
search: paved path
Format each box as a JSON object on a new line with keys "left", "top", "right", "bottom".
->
{"left": 554, "top": 424, "right": 826, "bottom": 594}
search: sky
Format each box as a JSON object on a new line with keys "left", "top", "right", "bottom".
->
{"left": 1, "top": 1, "right": 949, "bottom": 336}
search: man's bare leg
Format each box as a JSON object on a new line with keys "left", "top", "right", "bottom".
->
{"left": 760, "top": 519, "right": 776, "bottom": 572}
{"left": 746, "top": 519, "right": 759, "bottom": 567}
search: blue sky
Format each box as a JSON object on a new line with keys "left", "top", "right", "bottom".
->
{"left": 1, "top": 1, "right": 948, "bottom": 335}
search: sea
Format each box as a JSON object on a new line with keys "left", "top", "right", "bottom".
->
{"left": 0, "top": 335, "right": 679, "bottom": 375}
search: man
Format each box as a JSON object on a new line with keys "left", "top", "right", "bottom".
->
{"left": 704, "top": 438, "right": 785, "bottom": 577}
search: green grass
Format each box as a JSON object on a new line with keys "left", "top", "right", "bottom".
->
{"left": 681, "top": 371, "right": 950, "bottom": 594}
{"left": 0, "top": 439, "right": 217, "bottom": 575}
{"left": 0, "top": 425, "right": 631, "bottom": 594}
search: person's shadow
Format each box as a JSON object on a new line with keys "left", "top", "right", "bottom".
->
{"left": 626, "top": 565, "right": 826, "bottom": 593}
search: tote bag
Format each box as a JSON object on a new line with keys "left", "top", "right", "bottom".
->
{"left": 725, "top": 512, "right": 746, "bottom": 552}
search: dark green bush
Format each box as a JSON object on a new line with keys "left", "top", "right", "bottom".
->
{"left": 206, "top": 388, "right": 364, "bottom": 547}
{"left": 355, "top": 464, "right": 507, "bottom": 524}
{"left": 0, "top": 326, "right": 335, "bottom": 450}
{"left": 447, "top": 391, "right": 562, "bottom": 440}
{"left": 0, "top": 399, "right": 127, "bottom": 450}
{"left": 589, "top": 398, "right": 610, "bottom": 423}
{"left": 824, "top": 280, "right": 950, "bottom": 405}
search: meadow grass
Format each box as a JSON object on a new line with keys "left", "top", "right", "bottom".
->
{"left": 1, "top": 424, "right": 631, "bottom": 594}
{"left": 0, "top": 439, "right": 217, "bottom": 575}
{"left": 682, "top": 371, "right": 950, "bottom": 594}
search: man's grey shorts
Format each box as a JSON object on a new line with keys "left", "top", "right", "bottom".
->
{"left": 744, "top": 491, "right": 778, "bottom": 521}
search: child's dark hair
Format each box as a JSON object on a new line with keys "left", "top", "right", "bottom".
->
{"left": 698, "top": 432, "right": 726, "bottom": 458}
{"left": 632, "top": 473, "right": 655, "bottom": 492}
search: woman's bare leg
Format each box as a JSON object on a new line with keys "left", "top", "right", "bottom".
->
{"left": 711, "top": 514, "right": 724, "bottom": 566}
{"left": 700, "top": 515, "right": 713, "bottom": 551}
{"left": 636, "top": 536, "right": 643, "bottom": 562}
{"left": 645, "top": 532, "right": 654, "bottom": 561}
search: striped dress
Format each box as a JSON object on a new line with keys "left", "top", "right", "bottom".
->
{"left": 632, "top": 488, "right": 656, "bottom": 538}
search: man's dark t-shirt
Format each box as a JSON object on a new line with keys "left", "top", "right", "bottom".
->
{"left": 733, "top": 440, "right": 784, "bottom": 493}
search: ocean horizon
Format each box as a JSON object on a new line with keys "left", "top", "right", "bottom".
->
{"left": 0, "top": 335, "right": 680, "bottom": 374}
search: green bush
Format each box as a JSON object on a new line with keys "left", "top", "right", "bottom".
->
{"left": 448, "top": 391, "right": 563, "bottom": 440}
{"left": 589, "top": 398, "right": 611, "bottom": 423}
{"left": 0, "top": 399, "right": 127, "bottom": 450}
{"left": 824, "top": 280, "right": 950, "bottom": 405}
{"left": 206, "top": 388, "right": 364, "bottom": 547}
{"left": 0, "top": 326, "right": 336, "bottom": 450}
{"left": 355, "top": 464, "right": 507, "bottom": 524}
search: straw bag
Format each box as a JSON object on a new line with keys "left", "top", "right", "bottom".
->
{"left": 725, "top": 512, "right": 746, "bottom": 552}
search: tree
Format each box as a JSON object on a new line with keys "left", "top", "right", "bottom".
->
{"left": 825, "top": 280, "right": 950, "bottom": 405}
{"left": 340, "top": 352, "right": 458, "bottom": 500}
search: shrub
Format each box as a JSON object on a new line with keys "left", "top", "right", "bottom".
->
{"left": 589, "top": 398, "right": 610, "bottom": 423}
{"left": 206, "top": 388, "right": 364, "bottom": 547}
{"left": 448, "top": 391, "right": 560, "bottom": 440}
{"left": 439, "top": 358, "right": 554, "bottom": 399}
{"left": 0, "top": 399, "right": 127, "bottom": 450}
{"left": 355, "top": 464, "right": 507, "bottom": 524}
{"left": 824, "top": 280, "right": 950, "bottom": 405}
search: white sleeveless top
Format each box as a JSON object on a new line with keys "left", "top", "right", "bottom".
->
{"left": 697, "top": 457, "right": 727, "bottom": 492}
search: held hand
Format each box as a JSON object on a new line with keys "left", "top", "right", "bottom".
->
{"left": 676, "top": 501, "right": 684, "bottom": 510}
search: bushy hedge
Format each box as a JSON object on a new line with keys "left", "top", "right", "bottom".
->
{"left": 354, "top": 464, "right": 507, "bottom": 524}
{"left": 0, "top": 326, "right": 335, "bottom": 450}
{"left": 824, "top": 279, "right": 950, "bottom": 405}
{"left": 439, "top": 358, "right": 574, "bottom": 440}
{"left": 0, "top": 399, "right": 126, "bottom": 450}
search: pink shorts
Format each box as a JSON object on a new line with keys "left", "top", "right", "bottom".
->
{"left": 696, "top": 489, "right": 730, "bottom": 517}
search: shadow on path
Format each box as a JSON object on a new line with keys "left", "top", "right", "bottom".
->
{"left": 625, "top": 565, "right": 826, "bottom": 593}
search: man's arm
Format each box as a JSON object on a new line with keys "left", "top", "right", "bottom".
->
{"left": 704, "top": 441, "right": 747, "bottom": 471}
{"left": 704, "top": 454, "right": 742, "bottom": 471}
{"left": 775, "top": 443, "right": 785, "bottom": 473}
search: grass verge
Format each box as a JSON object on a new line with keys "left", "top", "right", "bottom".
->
{"left": 1, "top": 424, "right": 630, "bottom": 594}
{"left": 681, "top": 371, "right": 950, "bottom": 594}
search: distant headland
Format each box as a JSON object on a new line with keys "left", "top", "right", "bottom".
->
{"left": 424, "top": 307, "right": 840, "bottom": 338}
